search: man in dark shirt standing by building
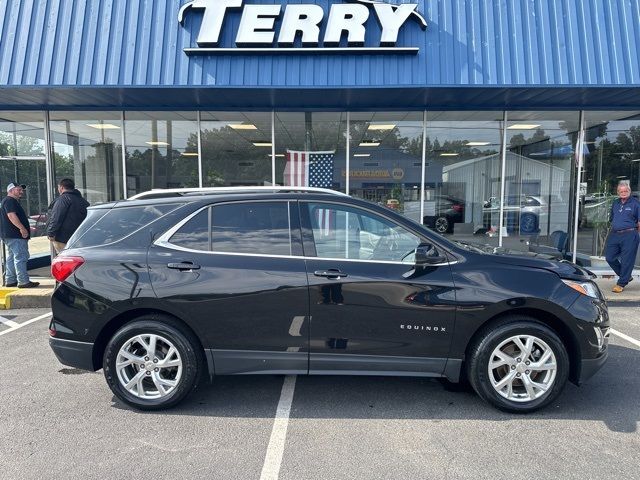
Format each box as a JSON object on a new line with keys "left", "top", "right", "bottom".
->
{"left": 47, "top": 178, "right": 90, "bottom": 253}
{"left": 0, "top": 183, "right": 39, "bottom": 288}
{"left": 606, "top": 182, "right": 640, "bottom": 293}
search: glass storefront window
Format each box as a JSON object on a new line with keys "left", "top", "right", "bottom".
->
{"left": 50, "top": 111, "right": 124, "bottom": 205}
{"left": 124, "top": 111, "right": 198, "bottom": 195}
{"left": 580, "top": 112, "right": 640, "bottom": 267}
{"left": 424, "top": 112, "right": 503, "bottom": 245}
{"left": 0, "top": 112, "right": 48, "bottom": 255}
{"left": 275, "top": 112, "right": 347, "bottom": 192}
{"left": 504, "top": 112, "right": 579, "bottom": 255}
{"left": 349, "top": 112, "right": 423, "bottom": 221}
{"left": 200, "top": 112, "right": 272, "bottom": 186}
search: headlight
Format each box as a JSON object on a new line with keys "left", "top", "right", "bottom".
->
{"left": 562, "top": 279, "right": 600, "bottom": 299}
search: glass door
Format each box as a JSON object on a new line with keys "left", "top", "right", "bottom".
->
{"left": 0, "top": 113, "right": 49, "bottom": 257}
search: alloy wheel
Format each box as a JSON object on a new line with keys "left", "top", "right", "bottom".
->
{"left": 115, "top": 334, "right": 183, "bottom": 399}
{"left": 487, "top": 334, "right": 557, "bottom": 403}
{"left": 435, "top": 217, "right": 449, "bottom": 233}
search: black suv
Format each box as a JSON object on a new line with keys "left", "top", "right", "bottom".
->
{"left": 48, "top": 187, "right": 609, "bottom": 413}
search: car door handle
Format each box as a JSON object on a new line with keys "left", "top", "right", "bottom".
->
{"left": 167, "top": 262, "right": 201, "bottom": 271}
{"left": 314, "top": 269, "right": 348, "bottom": 279}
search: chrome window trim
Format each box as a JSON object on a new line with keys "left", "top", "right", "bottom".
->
{"left": 159, "top": 200, "right": 295, "bottom": 255}
{"left": 157, "top": 199, "right": 456, "bottom": 267}
{"left": 152, "top": 240, "right": 456, "bottom": 266}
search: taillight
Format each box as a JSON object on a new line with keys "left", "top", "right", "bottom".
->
{"left": 51, "top": 256, "right": 85, "bottom": 282}
{"left": 452, "top": 204, "right": 463, "bottom": 212}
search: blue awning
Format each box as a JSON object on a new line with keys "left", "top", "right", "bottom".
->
{"left": 1, "top": 85, "right": 639, "bottom": 111}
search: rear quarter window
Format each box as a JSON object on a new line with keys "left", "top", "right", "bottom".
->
{"left": 67, "top": 204, "right": 182, "bottom": 248}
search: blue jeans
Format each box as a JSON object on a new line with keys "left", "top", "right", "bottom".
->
{"left": 4, "top": 238, "right": 30, "bottom": 285}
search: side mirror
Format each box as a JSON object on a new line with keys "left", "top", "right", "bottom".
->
{"left": 415, "top": 243, "right": 447, "bottom": 266}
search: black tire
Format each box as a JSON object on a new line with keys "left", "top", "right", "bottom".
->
{"left": 434, "top": 216, "right": 450, "bottom": 234}
{"left": 103, "top": 315, "right": 203, "bottom": 410}
{"left": 466, "top": 318, "right": 569, "bottom": 413}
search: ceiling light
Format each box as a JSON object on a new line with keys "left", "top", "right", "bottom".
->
{"left": 86, "top": 123, "right": 120, "bottom": 130}
{"left": 466, "top": 141, "right": 491, "bottom": 146}
{"left": 507, "top": 124, "right": 541, "bottom": 130}
{"left": 253, "top": 142, "right": 272, "bottom": 147}
{"left": 359, "top": 142, "right": 380, "bottom": 147}
{"left": 146, "top": 141, "right": 169, "bottom": 146}
{"left": 440, "top": 153, "right": 460, "bottom": 157}
{"left": 274, "top": 154, "right": 285, "bottom": 157}
{"left": 228, "top": 123, "right": 258, "bottom": 130}
{"left": 181, "top": 152, "right": 199, "bottom": 156}
{"left": 367, "top": 124, "right": 396, "bottom": 130}
{"left": 353, "top": 154, "right": 371, "bottom": 157}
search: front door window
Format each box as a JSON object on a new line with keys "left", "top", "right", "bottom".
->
{"left": 305, "top": 202, "right": 421, "bottom": 263}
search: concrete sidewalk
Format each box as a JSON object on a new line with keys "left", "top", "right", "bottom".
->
{"left": 0, "top": 277, "right": 55, "bottom": 309}
{"left": 593, "top": 276, "right": 640, "bottom": 303}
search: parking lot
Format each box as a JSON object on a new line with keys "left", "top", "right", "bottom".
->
{"left": 1, "top": 306, "right": 639, "bottom": 480}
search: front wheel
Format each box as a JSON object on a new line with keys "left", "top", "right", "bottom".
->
{"left": 103, "top": 316, "right": 203, "bottom": 410}
{"left": 467, "top": 319, "right": 569, "bottom": 413}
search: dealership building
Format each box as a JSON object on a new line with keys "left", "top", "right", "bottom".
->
{"left": 0, "top": 0, "right": 639, "bottom": 265}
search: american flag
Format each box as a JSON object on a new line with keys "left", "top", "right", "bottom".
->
{"left": 283, "top": 150, "right": 335, "bottom": 188}
{"left": 284, "top": 150, "right": 336, "bottom": 235}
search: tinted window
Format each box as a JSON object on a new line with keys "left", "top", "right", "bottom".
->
{"left": 169, "top": 209, "right": 210, "bottom": 251}
{"left": 69, "top": 204, "right": 181, "bottom": 248}
{"left": 211, "top": 202, "right": 291, "bottom": 255}
{"left": 306, "top": 203, "right": 420, "bottom": 262}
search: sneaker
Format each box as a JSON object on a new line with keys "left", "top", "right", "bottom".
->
{"left": 612, "top": 285, "right": 624, "bottom": 293}
{"left": 3, "top": 282, "right": 17, "bottom": 288}
{"left": 18, "top": 281, "right": 40, "bottom": 289}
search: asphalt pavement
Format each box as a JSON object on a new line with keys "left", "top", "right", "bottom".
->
{"left": 0, "top": 307, "right": 639, "bottom": 480}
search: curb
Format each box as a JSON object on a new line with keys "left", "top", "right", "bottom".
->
{"left": 0, "top": 288, "right": 52, "bottom": 309}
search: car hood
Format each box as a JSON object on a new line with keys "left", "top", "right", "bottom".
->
{"left": 489, "top": 251, "right": 595, "bottom": 280}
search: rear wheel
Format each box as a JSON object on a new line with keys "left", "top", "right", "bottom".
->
{"left": 467, "top": 319, "right": 569, "bottom": 413}
{"left": 103, "top": 316, "right": 203, "bottom": 410}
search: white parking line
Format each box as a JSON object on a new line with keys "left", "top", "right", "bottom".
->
{"left": 610, "top": 328, "right": 640, "bottom": 349}
{"left": 0, "top": 316, "right": 20, "bottom": 328}
{"left": 260, "top": 375, "right": 297, "bottom": 480}
{"left": 0, "top": 312, "right": 52, "bottom": 337}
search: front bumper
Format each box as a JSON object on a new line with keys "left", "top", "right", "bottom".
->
{"left": 49, "top": 337, "right": 96, "bottom": 371}
{"left": 576, "top": 350, "right": 608, "bottom": 385}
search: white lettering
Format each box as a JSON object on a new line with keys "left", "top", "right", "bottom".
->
{"left": 278, "top": 5, "right": 324, "bottom": 46}
{"left": 323, "top": 4, "right": 369, "bottom": 46}
{"left": 236, "top": 4, "right": 282, "bottom": 45}
{"left": 180, "top": 0, "right": 244, "bottom": 46}
{"left": 373, "top": 4, "right": 417, "bottom": 45}
{"left": 180, "top": 0, "right": 427, "bottom": 51}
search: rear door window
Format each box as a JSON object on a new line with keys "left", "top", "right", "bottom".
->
{"left": 211, "top": 202, "right": 291, "bottom": 256}
{"left": 167, "top": 201, "right": 292, "bottom": 256}
{"left": 169, "top": 209, "right": 210, "bottom": 251}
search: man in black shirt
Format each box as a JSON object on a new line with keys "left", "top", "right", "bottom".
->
{"left": 0, "top": 183, "right": 39, "bottom": 288}
{"left": 47, "top": 178, "right": 90, "bottom": 253}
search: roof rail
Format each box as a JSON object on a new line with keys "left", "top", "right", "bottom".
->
{"left": 128, "top": 186, "right": 349, "bottom": 200}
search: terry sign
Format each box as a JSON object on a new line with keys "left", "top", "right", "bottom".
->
{"left": 179, "top": 0, "right": 427, "bottom": 54}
